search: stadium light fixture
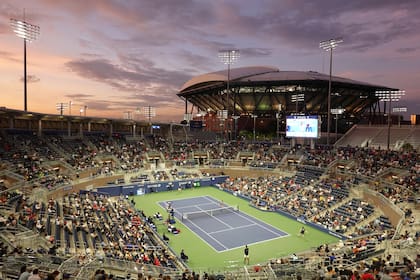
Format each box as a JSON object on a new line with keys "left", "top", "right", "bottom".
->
{"left": 218, "top": 50, "right": 240, "bottom": 112}
{"left": 79, "top": 105, "right": 88, "bottom": 117}
{"left": 56, "top": 102, "right": 68, "bottom": 116}
{"left": 134, "top": 107, "right": 142, "bottom": 120}
{"left": 124, "top": 111, "right": 133, "bottom": 120}
{"left": 393, "top": 107, "right": 407, "bottom": 127}
{"left": 375, "top": 90, "right": 405, "bottom": 150}
{"left": 10, "top": 17, "right": 40, "bottom": 112}
{"left": 331, "top": 108, "right": 345, "bottom": 143}
{"left": 143, "top": 105, "right": 156, "bottom": 133}
{"left": 392, "top": 107, "right": 407, "bottom": 113}
{"left": 219, "top": 49, "right": 240, "bottom": 140}
{"left": 143, "top": 105, "right": 156, "bottom": 123}
{"left": 320, "top": 38, "right": 343, "bottom": 146}
{"left": 291, "top": 93, "right": 304, "bottom": 113}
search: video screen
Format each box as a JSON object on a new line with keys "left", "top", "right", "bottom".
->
{"left": 286, "top": 115, "right": 319, "bottom": 138}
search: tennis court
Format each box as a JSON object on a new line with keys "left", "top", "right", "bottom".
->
{"left": 158, "top": 195, "right": 288, "bottom": 252}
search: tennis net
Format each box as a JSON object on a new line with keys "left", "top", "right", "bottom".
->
{"left": 182, "top": 205, "right": 238, "bottom": 221}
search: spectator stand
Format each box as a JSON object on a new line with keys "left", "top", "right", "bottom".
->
{"left": 0, "top": 133, "right": 419, "bottom": 279}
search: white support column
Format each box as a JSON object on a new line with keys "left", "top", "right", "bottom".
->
{"left": 38, "top": 119, "right": 42, "bottom": 136}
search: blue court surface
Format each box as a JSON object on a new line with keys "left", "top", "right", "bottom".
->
{"left": 158, "top": 196, "right": 288, "bottom": 252}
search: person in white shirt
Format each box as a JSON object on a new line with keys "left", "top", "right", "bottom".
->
{"left": 28, "top": 268, "right": 41, "bottom": 280}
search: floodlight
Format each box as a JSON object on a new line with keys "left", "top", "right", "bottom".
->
{"left": 10, "top": 18, "right": 40, "bottom": 111}
{"left": 319, "top": 38, "right": 343, "bottom": 146}
{"left": 375, "top": 90, "right": 405, "bottom": 150}
{"left": 218, "top": 49, "right": 240, "bottom": 140}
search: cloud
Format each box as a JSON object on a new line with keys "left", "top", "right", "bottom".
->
{"left": 206, "top": 0, "right": 420, "bottom": 53}
{"left": 1, "top": 0, "right": 419, "bottom": 119}
{"left": 396, "top": 47, "right": 420, "bottom": 54}
{"left": 20, "top": 75, "right": 40, "bottom": 83}
{"left": 61, "top": 90, "right": 185, "bottom": 117}
{"left": 65, "top": 55, "right": 191, "bottom": 93}
{"left": 0, "top": 50, "right": 20, "bottom": 63}
{"left": 241, "top": 48, "right": 273, "bottom": 57}
{"left": 64, "top": 55, "right": 189, "bottom": 113}
{"left": 79, "top": 99, "right": 112, "bottom": 111}
{"left": 64, "top": 93, "right": 95, "bottom": 99}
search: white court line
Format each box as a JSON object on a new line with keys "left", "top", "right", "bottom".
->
{"left": 160, "top": 196, "right": 289, "bottom": 252}
{"left": 159, "top": 196, "right": 217, "bottom": 211}
{"left": 157, "top": 200, "right": 228, "bottom": 252}
{"left": 204, "top": 195, "right": 286, "bottom": 237}
{"left": 203, "top": 195, "right": 223, "bottom": 206}
{"left": 175, "top": 201, "right": 218, "bottom": 211}
{"left": 209, "top": 223, "right": 256, "bottom": 234}
{"left": 195, "top": 205, "right": 233, "bottom": 229}
{"left": 203, "top": 195, "right": 287, "bottom": 236}
{"left": 233, "top": 210, "right": 288, "bottom": 237}
{"left": 185, "top": 216, "right": 229, "bottom": 250}
{"left": 225, "top": 234, "right": 290, "bottom": 252}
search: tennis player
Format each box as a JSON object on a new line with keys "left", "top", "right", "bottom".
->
{"left": 299, "top": 226, "right": 306, "bottom": 237}
{"left": 244, "top": 245, "right": 249, "bottom": 265}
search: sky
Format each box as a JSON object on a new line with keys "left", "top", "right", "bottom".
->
{"left": 0, "top": 0, "right": 419, "bottom": 122}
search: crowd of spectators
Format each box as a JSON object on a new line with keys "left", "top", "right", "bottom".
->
{"left": 0, "top": 191, "right": 183, "bottom": 278}
{"left": 0, "top": 130, "right": 419, "bottom": 279}
{"left": 170, "top": 169, "right": 202, "bottom": 180}
{"left": 220, "top": 174, "right": 380, "bottom": 236}
{"left": 334, "top": 147, "right": 418, "bottom": 176}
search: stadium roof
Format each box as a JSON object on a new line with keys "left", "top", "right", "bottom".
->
{"left": 178, "top": 66, "right": 398, "bottom": 120}
{"left": 180, "top": 66, "right": 390, "bottom": 93}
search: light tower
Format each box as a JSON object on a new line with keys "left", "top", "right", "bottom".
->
{"left": 10, "top": 16, "right": 40, "bottom": 111}
{"left": 56, "top": 102, "right": 68, "bottom": 116}
{"left": 79, "top": 105, "right": 88, "bottom": 116}
{"left": 375, "top": 90, "right": 405, "bottom": 150}
{"left": 143, "top": 106, "right": 156, "bottom": 133}
{"left": 331, "top": 108, "right": 345, "bottom": 143}
{"left": 320, "top": 38, "right": 343, "bottom": 146}
{"left": 291, "top": 93, "right": 305, "bottom": 113}
{"left": 218, "top": 49, "right": 240, "bottom": 140}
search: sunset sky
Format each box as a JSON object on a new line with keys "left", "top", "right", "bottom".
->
{"left": 1, "top": 0, "right": 419, "bottom": 121}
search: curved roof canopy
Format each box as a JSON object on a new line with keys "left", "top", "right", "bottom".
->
{"left": 180, "top": 66, "right": 279, "bottom": 92}
{"left": 178, "top": 66, "right": 397, "bottom": 118}
{"left": 180, "top": 66, "right": 390, "bottom": 93}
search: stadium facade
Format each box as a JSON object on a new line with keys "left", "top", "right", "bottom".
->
{"left": 177, "top": 66, "right": 398, "bottom": 138}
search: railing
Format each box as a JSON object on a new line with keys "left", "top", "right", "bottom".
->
{"left": 0, "top": 203, "right": 13, "bottom": 212}
{"left": 0, "top": 253, "right": 62, "bottom": 278}
{"left": 73, "top": 256, "right": 182, "bottom": 280}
